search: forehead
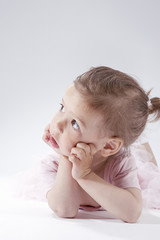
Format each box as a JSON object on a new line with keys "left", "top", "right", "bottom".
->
{"left": 64, "top": 85, "right": 90, "bottom": 112}
{"left": 64, "top": 85, "right": 105, "bottom": 137}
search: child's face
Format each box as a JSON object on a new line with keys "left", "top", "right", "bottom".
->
{"left": 46, "top": 85, "right": 107, "bottom": 157}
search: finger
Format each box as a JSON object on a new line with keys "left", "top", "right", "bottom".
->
{"left": 42, "top": 133, "right": 50, "bottom": 143}
{"left": 76, "top": 143, "right": 97, "bottom": 156}
{"left": 71, "top": 147, "right": 86, "bottom": 160}
{"left": 42, "top": 129, "right": 50, "bottom": 141}
{"left": 76, "top": 143, "right": 91, "bottom": 154}
{"left": 89, "top": 143, "right": 97, "bottom": 155}
{"left": 69, "top": 154, "right": 80, "bottom": 165}
{"left": 42, "top": 123, "right": 51, "bottom": 142}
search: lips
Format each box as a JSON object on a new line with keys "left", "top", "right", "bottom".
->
{"left": 49, "top": 135, "right": 59, "bottom": 149}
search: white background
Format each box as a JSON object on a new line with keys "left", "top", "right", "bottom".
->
{"left": 0, "top": 0, "right": 160, "bottom": 176}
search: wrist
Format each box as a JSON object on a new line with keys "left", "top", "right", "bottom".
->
{"left": 58, "top": 155, "right": 73, "bottom": 173}
{"left": 76, "top": 169, "right": 93, "bottom": 182}
{"left": 60, "top": 155, "right": 71, "bottom": 164}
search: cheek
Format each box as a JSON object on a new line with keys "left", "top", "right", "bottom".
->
{"left": 60, "top": 131, "right": 78, "bottom": 156}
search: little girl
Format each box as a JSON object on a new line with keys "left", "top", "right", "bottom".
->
{"left": 41, "top": 66, "right": 160, "bottom": 223}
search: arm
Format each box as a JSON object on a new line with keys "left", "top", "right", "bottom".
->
{"left": 47, "top": 155, "right": 81, "bottom": 218}
{"left": 69, "top": 143, "right": 142, "bottom": 223}
{"left": 42, "top": 124, "right": 81, "bottom": 218}
{"left": 77, "top": 172, "right": 142, "bottom": 223}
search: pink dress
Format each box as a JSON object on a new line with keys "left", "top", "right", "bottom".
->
{"left": 13, "top": 144, "right": 160, "bottom": 209}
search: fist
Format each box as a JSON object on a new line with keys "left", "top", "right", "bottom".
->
{"left": 42, "top": 123, "right": 50, "bottom": 145}
{"left": 69, "top": 142, "right": 97, "bottom": 180}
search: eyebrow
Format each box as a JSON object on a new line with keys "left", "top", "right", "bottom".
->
{"left": 62, "top": 98, "right": 86, "bottom": 128}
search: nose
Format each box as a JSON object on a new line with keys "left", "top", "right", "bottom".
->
{"left": 50, "top": 114, "right": 67, "bottom": 135}
{"left": 56, "top": 115, "right": 68, "bottom": 133}
{"left": 56, "top": 120, "right": 64, "bottom": 133}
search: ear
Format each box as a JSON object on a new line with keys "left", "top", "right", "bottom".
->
{"left": 100, "top": 138, "right": 123, "bottom": 157}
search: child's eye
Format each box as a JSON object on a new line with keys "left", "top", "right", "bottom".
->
{"left": 71, "top": 119, "right": 80, "bottom": 130}
{"left": 60, "top": 103, "right": 65, "bottom": 113}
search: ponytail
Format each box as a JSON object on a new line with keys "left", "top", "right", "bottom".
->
{"left": 147, "top": 90, "right": 160, "bottom": 121}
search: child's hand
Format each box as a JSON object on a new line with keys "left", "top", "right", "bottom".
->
{"left": 69, "top": 143, "right": 97, "bottom": 180}
{"left": 42, "top": 123, "right": 50, "bottom": 145}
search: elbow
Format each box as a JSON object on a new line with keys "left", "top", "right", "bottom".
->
{"left": 123, "top": 204, "right": 142, "bottom": 223}
{"left": 124, "top": 212, "right": 141, "bottom": 223}
{"left": 47, "top": 199, "right": 78, "bottom": 218}
{"left": 53, "top": 207, "right": 78, "bottom": 218}
{"left": 46, "top": 189, "right": 79, "bottom": 218}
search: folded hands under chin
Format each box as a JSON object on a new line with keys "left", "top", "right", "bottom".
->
{"left": 43, "top": 124, "right": 97, "bottom": 180}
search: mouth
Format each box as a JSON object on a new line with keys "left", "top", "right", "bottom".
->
{"left": 49, "top": 135, "right": 59, "bottom": 149}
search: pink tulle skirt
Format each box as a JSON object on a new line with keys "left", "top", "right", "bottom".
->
{"left": 13, "top": 145, "right": 160, "bottom": 209}
{"left": 131, "top": 145, "right": 160, "bottom": 209}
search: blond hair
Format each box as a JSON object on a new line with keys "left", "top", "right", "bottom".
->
{"left": 74, "top": 66, "right": 160, "bottom": 147}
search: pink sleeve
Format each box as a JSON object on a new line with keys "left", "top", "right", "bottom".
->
{"left": 104, "top": 151, "right": 140, "bottom": 189}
